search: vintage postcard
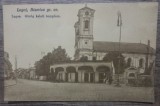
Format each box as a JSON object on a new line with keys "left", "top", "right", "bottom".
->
{"left": 3, "top": 3, "right": 158, "bottom": 102}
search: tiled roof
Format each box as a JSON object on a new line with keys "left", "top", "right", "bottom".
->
{"left": 93, "top": 41, "right": 155, "bottom": 54}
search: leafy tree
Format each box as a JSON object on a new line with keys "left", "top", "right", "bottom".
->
{"left": 35, "top": 46, "right": 71, "bottom": 78}
{"left": 4, "top": 52, "right": 13, "bottom": 79}
{"left": 103, "top": 52, "right": 126, "bottom": 74}
{"left": 79, "top": 56, "right": 88, "bottom": 62}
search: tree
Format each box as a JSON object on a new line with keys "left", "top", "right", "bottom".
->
{"left": 79, "top": 56, "right": 88, "bottom": 62}
{"left": 4, "top": 52, "right": 13, "bottom": 79}
{"left": 103, "top": 52, "right": 126, "bottom": 74}
{"left": 35, "top": 46, "right": 71, "bottom": 79}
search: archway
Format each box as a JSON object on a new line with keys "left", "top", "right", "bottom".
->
{"left": 78, "top": 66, "right": 94, "bottom": 83}
{"left": 55, "top": 67, "right": 64, "bottom": 82}
{"left": 96, "top": 66, "right": 111, "bottom": 83}
{"left": 66, "top": 66, "right": 78, "bottom": 82}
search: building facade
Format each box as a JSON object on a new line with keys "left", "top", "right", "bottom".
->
{"left": 74, "top": 5, "right": 155, "bottom": 70}
{"left": 50, "top": 62, "right": 114, "bottom": 83}
{"left": 50, "top": 5, "right": 155, "bottom": 83}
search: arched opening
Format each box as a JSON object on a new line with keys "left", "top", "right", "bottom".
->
{"left": 78, "top": 66, "right": 94, "bottom": 83}
{"left": 128, "top": 73, "right": 136, "bottom": 86}
{"left": 127, "top": 58, "right": 132, "bottom": 67}
{"left": 78, "top": 66, "right": 93, "bottom": 71}
{"left": 139, "top": 58, "right": 144, "bottom": 68}
{"left": 55, "top": 67, "right": 64, "bottom": 72}
{"left": 84, "top": 20, "right": 89, "bottom": 29}
{"left": 66, "top": 66, "right": 78, "bottom": 82}
{"left": 96, "top": 66, "right": 111, "bottom": 83}
{"left": 55, "top": 67, "right": 64, "bottom": 82}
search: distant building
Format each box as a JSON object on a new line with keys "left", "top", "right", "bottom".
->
{"left": 28, "top": 67, "right": 36, "bottom": 80}
{"left": 17, "top": 67, "right": 36, "bottom": 80}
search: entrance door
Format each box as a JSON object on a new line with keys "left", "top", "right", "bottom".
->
{"left": 90, "top": 73, "right": 94, "bottom": 83}
{"left": 68, "top": 73, "right": 76, "bottom": 82}
{"left": 84, "top": 73, "right": 89, "bottom": 82}
{"left": 99, "top": 73, "right": 106, "bottom": 83}
{"left": 65, "top": 73, "right": 68, "bottom": 82}
{"left": 75, "top": 72, "right": 78, "bottom": 82}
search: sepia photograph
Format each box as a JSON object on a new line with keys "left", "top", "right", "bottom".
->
{"left": 3, "top": 3, "right": 158, "bottom": 102}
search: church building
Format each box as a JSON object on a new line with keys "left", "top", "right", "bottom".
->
{"left": 50, "top": 5, "right": 155, "bottom": 84}
{"left": 74, "top": 5, "right": 155, "bottom": 70}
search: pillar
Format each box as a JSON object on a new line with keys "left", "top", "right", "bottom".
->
{"left": 82, "top": 71, "right": 84, "bottom": 82}
{"left": 62, "top": 67, "right": 66, "bottom": 82}
{"left": 88, "top": 73, "right": 91, "bottom": 82}
{"left": 78, "top": 71, "right": 82, "bottom": 82}
{"left": 95, "top": 72, "right": 99, "bottom": 83}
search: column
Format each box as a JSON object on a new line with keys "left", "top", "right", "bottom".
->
{"left": 78, "top": 71, "right": 81, "bottom": 82}
{"left": 81, "top": 71, "right": 84, "bottom": 83}
{"left": 95, "top": 72, "right": 99, "bottom": 83}
{"left": 88, "top": 73, "right": 91, "bottom": 82}
{"left": 63, "top": 67, "right": 66, "bottom": 82}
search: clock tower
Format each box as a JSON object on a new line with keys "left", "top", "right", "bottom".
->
{"left": 74, "top": 5, "right": 95, "bottom": 60}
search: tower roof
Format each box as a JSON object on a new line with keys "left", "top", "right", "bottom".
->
{"left": 78, "top": 5, "right": 95, "bottom": 16}
{"left": 79, "top": 6, "right": 95, "bottom": 11}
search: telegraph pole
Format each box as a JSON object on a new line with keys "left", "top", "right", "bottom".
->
{"left": 115, "top": 11, "right": 122, "bottom": 87}
{"left": 15, "top": 55, "right": 18, "bottom": 83}
{"left": 15, "top": 55, "right": 17, "bottom": 70}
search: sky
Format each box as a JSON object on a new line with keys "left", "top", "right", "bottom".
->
{"left": 3, "top": 3, "right": 158, "bottom": 69}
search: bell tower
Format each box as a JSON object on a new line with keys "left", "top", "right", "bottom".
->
{"left": 74, "top": 5, "right": 95, "bottom": 60}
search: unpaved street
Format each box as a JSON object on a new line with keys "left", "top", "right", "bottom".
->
{"left": 4, "top": 79, "right": 154, "bottom": 102}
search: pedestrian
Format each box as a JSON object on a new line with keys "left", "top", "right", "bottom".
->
{"left": 108, "top": 76, "right": 113, "bottom": 85}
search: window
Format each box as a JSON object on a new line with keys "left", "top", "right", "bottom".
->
{"left": 84, "top": 20, "right": 89, "bottom": 29}
{"left": 85, "top": 41, "right": 88, "bottom": 44}
{"left": 85, "top": 11, "right": 89, "bottom": 15}
{"left": 139, "top": 58, "right": 144, "bottom": 68}
{"left": 127, "top": 58, "right": 132, "bottom": 67}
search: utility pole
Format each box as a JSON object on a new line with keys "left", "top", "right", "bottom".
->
{"left": 15, "top": 55, "right": 17, "bottom": 70}
{"left": 115, "top": 11, "right": 122, "bottom": 87}
{"left": 145, "top": 40, "right": 150, "bottom": 73}
{"left": 15, "top": 55, "right": 18, "bottom": 83}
